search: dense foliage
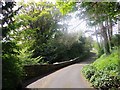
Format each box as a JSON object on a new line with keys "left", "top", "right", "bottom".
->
{"left": 2, "top": 1, "right": 92, "bottom": 89}
{"left": 78, "top": 2, "right": 120, "bottom": 89}
{"left": 2, "top": 1, "right": 120, "bottom": 89}
{"left": 82, "top": 50, "right": 120, "bottom": 89}
{"left": 58, "top": 1, "right": 120, "bottom": 55}
{"left": 57, "top": 1, "right": 120, "bottom": 89}
{"left": 13, "top": 2, "right": 92, "bottom": 65}
{"left": 2, "top": 1, "right": 23, "bottom": 89}
{"left": 17, "top": 2, "right": 61, "bottom": 64}
{"left": 47, "top": 33, "right": 92, "bottom": 63}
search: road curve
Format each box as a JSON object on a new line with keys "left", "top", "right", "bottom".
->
{"left": 26, "top": 64, "right": 92, "bottom": 88}
{"left": 26, "top": 52, "right": 96, "bottom": 88}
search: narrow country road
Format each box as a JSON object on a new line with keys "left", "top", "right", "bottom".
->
{"left": 26, "top": 52, "right": 96, "bottom": 88}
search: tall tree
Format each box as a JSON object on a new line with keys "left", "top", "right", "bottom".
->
{"left": 57, "top": 1, "right": 120, "bottom": 55}
{"left": 17, "top": 2, "right": 62, "bottom": 63}
{"left": 2, "top": 1, "right": 23, "bottom": 89}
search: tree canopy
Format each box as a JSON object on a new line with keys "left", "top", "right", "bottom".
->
{"left": 2, "top": 1, "right": 120, "bottom": 89}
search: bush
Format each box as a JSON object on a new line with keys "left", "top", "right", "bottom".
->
{"left": 90, "top": 70, "right": 120, "bottom": 89}
{"left": 82, "top": 50, "right": 120, "bottom": 89}
{"left": 2, "top": 42, "right": 23, "bottom": 90}
{"left": 82, "top": 65, "right": 96, "bottom": 80}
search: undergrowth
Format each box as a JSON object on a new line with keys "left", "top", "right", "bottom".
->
{"left": 82, "top": 50, "right": 120, "bottom": 89}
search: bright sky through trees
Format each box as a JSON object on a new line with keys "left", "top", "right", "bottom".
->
{"left": 15, "top": 0, "right": 119, "bottom": 42}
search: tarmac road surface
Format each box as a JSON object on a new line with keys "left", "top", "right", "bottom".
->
{"left": 26, "top": 52, "right": 96, "bottom": 88}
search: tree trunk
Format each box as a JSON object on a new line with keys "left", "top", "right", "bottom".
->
{"left": 109, "top": 18, "right": 113, "bottom": 38}
{"left": 108, "top": 17, "right": 113, "bottom": 47}
{"left": 100, "top": 22, "right": 110, "bottom": 55}
{"left": 106, "top": 19, "right": 112, "bottom": 51}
